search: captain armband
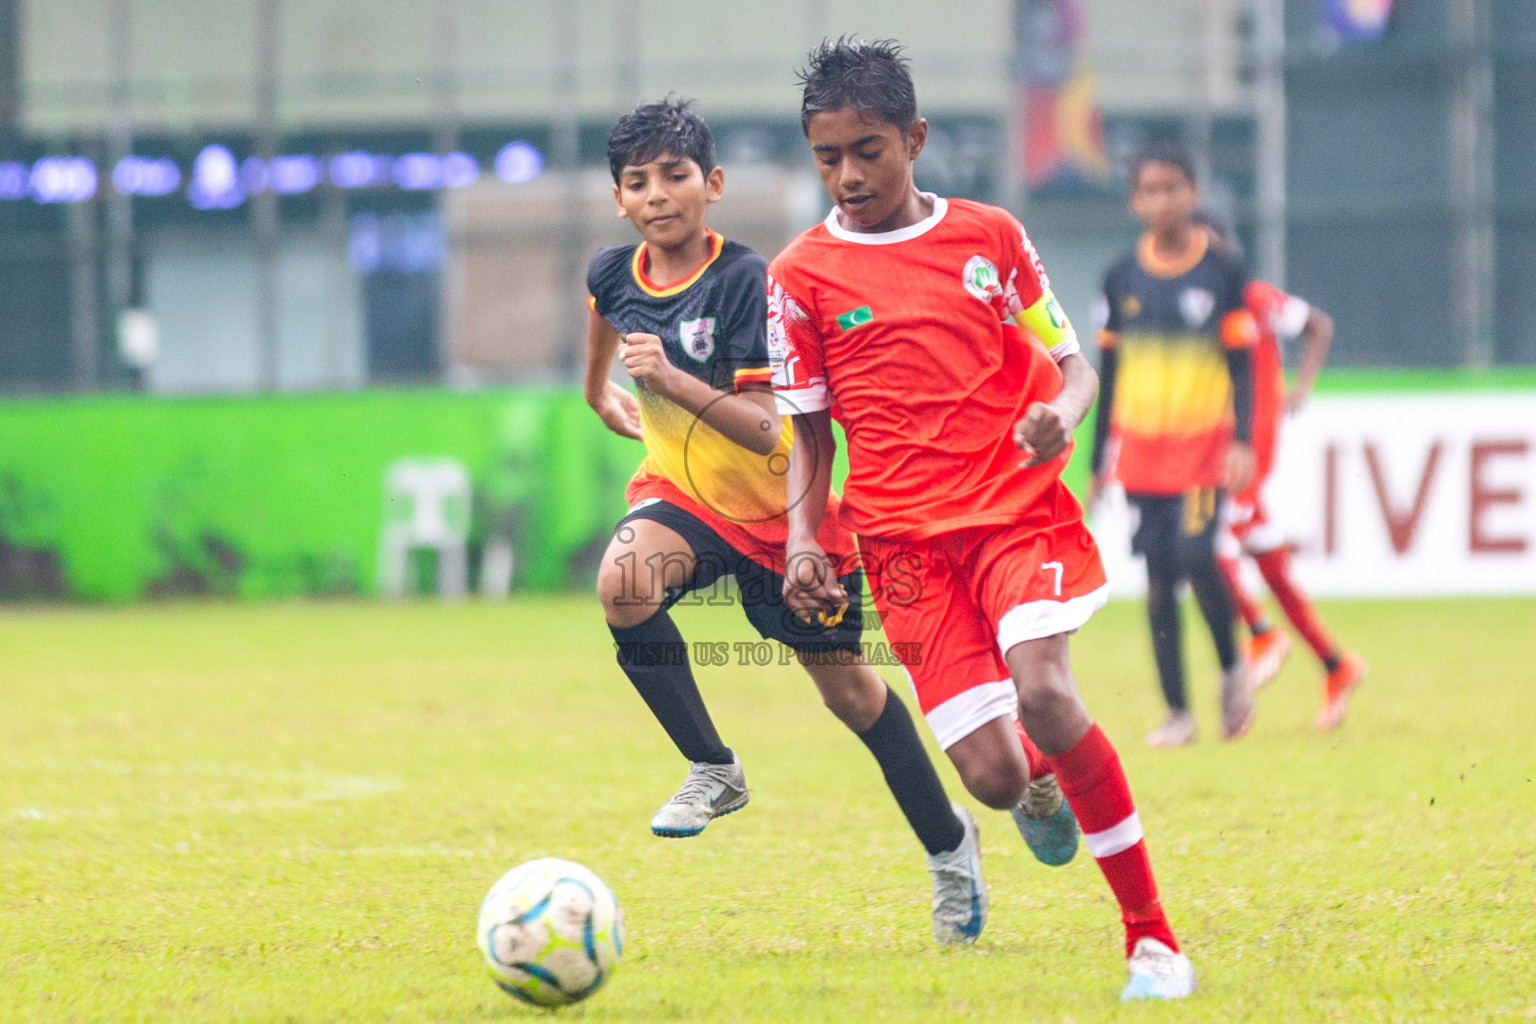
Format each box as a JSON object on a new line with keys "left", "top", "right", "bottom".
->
{"left": 1015, "top": 289, "right": 1081, "bottom": 362}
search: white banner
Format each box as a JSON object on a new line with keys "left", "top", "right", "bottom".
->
{"left": 1092, "top": 391, "right": 1536, "bottom": 597}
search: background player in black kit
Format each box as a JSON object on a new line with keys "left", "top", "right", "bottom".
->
{"left": 583, "top": 98, "right": 988, "bottom": 943}
{"left": 1090, "top": 142, "right": 1259, "bottom": 747}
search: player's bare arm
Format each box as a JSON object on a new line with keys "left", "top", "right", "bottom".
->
{"left": 782, "top": 409, "right": 847, "bottom": 621}
{"left": 618, "top": 332, "right": 778, "bottom": 455}
{"left": 1223, "top": 392, "right": 1257, "bottom": 494}
{"left": 1087, "top": 340, "right": 1118, "bottom": 508}
{"left": 1225, "top": 441, "right": 1256, "bottom": 491}
{"left": 583, "top": 307, "right": 643, "bottom": 440}
{"left": 1286, "top": 306, "right": 1335, "bottom": 414}
{"left": 1015, "top": 352, "right": 1098, "bottom": 466}
{"left": 1223, "top": 395, "right": 1258, "bottom": 493}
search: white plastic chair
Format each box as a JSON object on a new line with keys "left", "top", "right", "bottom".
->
{"left": 378, "top": 458, "right": 472, "bottom": 599}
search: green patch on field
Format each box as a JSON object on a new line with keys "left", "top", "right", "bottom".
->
{"left": 1, "top": 597, "right": 1533, "bottom": 1022}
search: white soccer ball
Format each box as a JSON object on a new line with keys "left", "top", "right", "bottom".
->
{"left": 476, "top": 858, "right": 624, "bottom": 1007}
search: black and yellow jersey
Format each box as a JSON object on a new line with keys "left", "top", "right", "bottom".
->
{"left": 586, "top": 231, "right": 800, "bottom": 537}
{"left": 1094, "top": 232, "right": 1257, "bottom": 494}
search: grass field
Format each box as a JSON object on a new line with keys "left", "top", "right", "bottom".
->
{"left": 2, "top": 595, "right": 1533, "bottom": 1023}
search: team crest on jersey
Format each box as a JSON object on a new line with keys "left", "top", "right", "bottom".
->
{"left": 962, "top": 256, "right": 1005, "bottom": 303}
{"left": 679, "top": 317, "right": 716, "bottom": 361}
{"left": 1179, "top": 288, "right": 1216, "bottom": 327}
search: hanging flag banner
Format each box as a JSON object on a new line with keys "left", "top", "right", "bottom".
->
{"left": 1012, "top": 0, "right": 1111, "bottom": 195}
{"left": 1323, "top": 0, "right": 1394, "bottom": 43}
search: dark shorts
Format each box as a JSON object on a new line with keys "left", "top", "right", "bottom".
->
{"left": 1128, "top": 487, "right": 1223, "bottom": 564}
{"left": 617, "top": 499, "right": 863, "bottom": 655}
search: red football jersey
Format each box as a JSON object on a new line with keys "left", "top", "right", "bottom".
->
{"left": 768, "top": 196, "right": 1081, "bottom": 540}
{"left": 1238, "top": 279, "right": 1310, "bottom": 501}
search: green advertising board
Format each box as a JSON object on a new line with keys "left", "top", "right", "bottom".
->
{"left": 0, "top": 390, "right": 642, "bottom": 602}
{"left": 1, "top": 369, "right": 1530, "bottom": 602}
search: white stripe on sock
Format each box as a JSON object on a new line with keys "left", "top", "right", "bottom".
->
{"left": 1083, "top": 811, "right": 1143, "bottom": 859}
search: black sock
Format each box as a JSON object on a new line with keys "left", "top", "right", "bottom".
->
{"left": 1187, "top": 553, "right": 1240, "bottom": 671}
{"left": 609, "top": 611, "right": 733, "bottom": 765}
{"left": 1146, "top": 568, "right": 1188, "bottom": 713}
{"left": 856, "top": 686, "right": 965, "bottom": 855}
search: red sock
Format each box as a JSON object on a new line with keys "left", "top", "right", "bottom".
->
{"left": 1254, "top": 548, "right": 1338, "bottom": 664}
{"left": 1046, "top": 723, "right": 1178, "bottom": 957}
{"left": 1013, "top": 719, "right": 1048, "bottom": 780}
{"left": 1216, "top": 553, "right": 1267, "bottom": 632}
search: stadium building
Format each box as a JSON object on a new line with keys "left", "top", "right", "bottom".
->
{"left": 7, "top": 0, "right": 1528, "bottom": 394}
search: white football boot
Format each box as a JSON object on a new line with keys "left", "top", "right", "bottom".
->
{"left": 925, "top": 802, "right": 987, "bottom": 944}
{"left": 1220, "top": 660, "right": 1257, "bottom": 741}
{"left": 1145, "top": 710, "right": 1198, "bottom": 748}
{"left": 1120, "top": 937, "right": 1197, "bottom": 1001}
{"left": 649, "top": 756, "right": 749, "bottom": 838}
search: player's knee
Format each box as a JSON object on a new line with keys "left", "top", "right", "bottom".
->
{"left": 596, "top": 565, "right": 658, "bottom": 629}
{"left": 819, "top": 686, "right": 873, "bottom": 730}
{"left": 1145, "top": 573, "right": 1177, "bottom": 609}
{"left": 1186, "top": 555, "right": 1223, "bottom": 591}
{"left": 960, "top": 759, "right": 1029, "bottom": 810}
{"left": 1008, "top": 639, "right": 1090, "bottom": 753}
{"left": 1175, "top": 537, "right": 1217, "bottom": 577}
{"left": 947, "top": 723, "right": 1029, "bottom": 808}
{"left": 804, "top": 656, "right": 884, "bottom": 731}
{"left": 1016, "top": 677, "right": 1079, "bottom": 729}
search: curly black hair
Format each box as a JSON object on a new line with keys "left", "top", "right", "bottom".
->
{"left": 796, "top": 37, "right": 917, "bottom": 135}
{"left": 606, "top": 96, "right": 716, "bottom": 185}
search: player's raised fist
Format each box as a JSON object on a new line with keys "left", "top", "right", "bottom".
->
{"left": 1014, "top": 401, "right": 1071, "bottom": 467}
{"left": 619, "top": 333, "right": 676, "bottom": 394}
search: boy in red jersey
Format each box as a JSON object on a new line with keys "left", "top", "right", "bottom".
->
{"left": 1194, "top": 213, "right": 1368, "bottom": 729}
{"left": 774, "top": 40, "right": 1194, "bottom": 1000}
{"left": 585, "top": 98, "right": 992, "bottom": 945}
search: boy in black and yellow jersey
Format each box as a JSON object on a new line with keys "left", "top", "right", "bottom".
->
{"left": 1089, "top": 142, "right": 1260, "bottom": 747}
{"left": 584, "top": 98, "right": 984, "bottom": 943}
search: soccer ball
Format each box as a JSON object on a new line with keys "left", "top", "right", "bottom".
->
{"left": 476, "top": 858, "right": 624, "bottom": 1007}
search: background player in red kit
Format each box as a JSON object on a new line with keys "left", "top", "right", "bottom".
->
{"left": 774, "top": 39, "right": 1195, "bottom": 1001}
{"left": 1194, "top": 212, "right": 1368, "bottom": 729}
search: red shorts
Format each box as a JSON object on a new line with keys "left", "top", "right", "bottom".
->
{"left": 858, "top": 479, "right": 1108, "bottom": 750}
